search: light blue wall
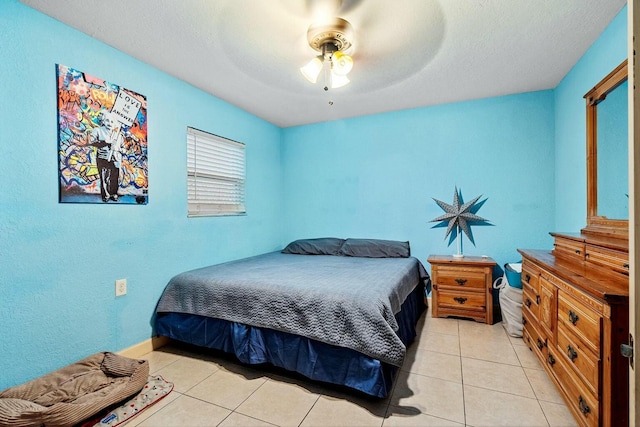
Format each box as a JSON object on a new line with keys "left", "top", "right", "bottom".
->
{"left": 554, "top": 6, "right": 627, "bottom": 230}
{"left": 0, "top": 1, "right": 283, "bottom": 390}
{"left": 282, "top": 91, "right": 557, "bottom": 268}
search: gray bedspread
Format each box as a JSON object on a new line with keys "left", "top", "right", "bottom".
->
{"left": 156, "top": 252, "right": 428, "bottom": 366}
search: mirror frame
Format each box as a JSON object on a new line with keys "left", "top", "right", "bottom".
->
{"left": 582, "top": 59, "right": 628, "bottom": 239}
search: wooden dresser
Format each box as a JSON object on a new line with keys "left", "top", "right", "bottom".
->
{"left": 428, "top": 255, "right": 496, "bottom": 324}
{"left": 519, "top": 232, "right": 628, "bottom": 427}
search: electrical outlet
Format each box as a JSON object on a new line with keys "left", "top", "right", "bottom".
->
{"left": 115, "top": 279, "right": 127, "bottom": 297}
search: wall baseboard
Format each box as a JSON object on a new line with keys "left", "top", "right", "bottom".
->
{"left": 118, "top": 336, "right": 171, "bottom": 359}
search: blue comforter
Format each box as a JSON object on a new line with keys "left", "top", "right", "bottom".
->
{"left": 156, "top": 252, "right": 428, "bottom": 366}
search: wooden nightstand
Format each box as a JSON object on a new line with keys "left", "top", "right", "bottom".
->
{"left": 427, "top": 255, "right": 496, "bottom": 324}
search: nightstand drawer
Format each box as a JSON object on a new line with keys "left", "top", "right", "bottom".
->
{"left": 436, "top": 289, "right": 485, "bottom": 312}
{"left": 432, "top": 265, "right": 486, "bottom": 289}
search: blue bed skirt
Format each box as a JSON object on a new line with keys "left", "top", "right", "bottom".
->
{"left": 155, "top": 284, "right": 426, "bottom": 398}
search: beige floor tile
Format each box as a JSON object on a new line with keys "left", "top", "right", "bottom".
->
{"left": 514, "top": 343, "right": 544, "bottom": 369}
{"left": 464, "top": 384, "right": 548, "bottom": 426}
{"left": 390, "top": 371, "right": 464, "bottom": 424}
{"left": 301, "top": 395, "right": 385, "bottom": 427}
{"left": 459, "top": 323, "right": 520, "bottom": 365}
{"left": 422, "top": 315, "right": 460, "bottom": 336}
{"left": 458, "top": 319, "right": 508, "bottom": 338}
{"left": 384, "top": 405, "right": 464, "bottom": 426}
{"left": 402, "top": 348, "right": 462, "bottom": 383}
{"left": 152, "top": 356, "right": 220, "bottom": 393}
{"left": 414, "top": 330, "right": 460, "bottom": 356}
{"left": 186, "top": 364, "right": 268, "bottom": 410}
{"left": 539, "top": 400, "right": 579, "bottom": 427}
{"left": 235, "top": 378, "right": 320, "bottom": 426}
{"left": 462, "top": 357, "right": 535, "bottom": 398}
{"left": 141, "top": 348, "right": 182, "bottom": 374}
{"left": 219, "top": 411, "right": 278, "bottom": 426}
{"left": 524, "top": 367, "right": 565, "bottom": 404}
{"left": 137, "top": 394, "right": 231, "bottom": 427}
{"left": 508, "top": 332, "right": 527, "bottom": 347}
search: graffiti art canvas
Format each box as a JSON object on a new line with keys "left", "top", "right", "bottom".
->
{"left": 57, "top": 64, "right": 148, "bottom": 204}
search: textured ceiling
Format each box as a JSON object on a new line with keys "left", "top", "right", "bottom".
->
{"left": 21, "top": 0, "right": 626, "bottom": 128}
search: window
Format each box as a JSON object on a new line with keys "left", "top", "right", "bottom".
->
{"left": 187, "top": 127, "right": 246, "bottom": 217}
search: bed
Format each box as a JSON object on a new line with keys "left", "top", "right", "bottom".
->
{"left": 154, "top": 238, "right": 430, "bottom": 398}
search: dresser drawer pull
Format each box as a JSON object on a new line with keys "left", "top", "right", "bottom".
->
{"left": 536, "top": 338, "right": 544, "bottom": 350}
{"left": 575, "top": 249, "right": 581, "bottom": 254}
{"left": 536, "top": 295, "right": 540, "bottom": 304}
{"left": 624, "top": 263, "right": 630, "bottom": 269}
{"left": 453, "top": 297, "right": 467, "bottom": 304}
{"left": 455, "top": 278, "right": 467, "bottom": 285}
{"left": 547, "top": 353, "right": 556, "bottom": 366}
{"left": 578, "top": 396, "right": 590, "bottom": 415}
{"left": 567, "top": 345, "right": 578, "bottom": 361}
{"left": 525, "top": 274, "right": 531, "bottom": 283}
{"left": 568, "top": 310, "right": 579, "bottom": 325}
{"left": 522, "top": 316, "right": 527, "bottom": 325}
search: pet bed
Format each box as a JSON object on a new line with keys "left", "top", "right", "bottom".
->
{"left": 0, "top": 352, "right": 149, "bottom": 427}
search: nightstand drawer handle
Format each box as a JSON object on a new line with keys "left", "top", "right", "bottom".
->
{"left": 522, "top": 316, "right": 527, "bottom": 325}
{"left": 455, "top": 278, "right": 467, "bottom": 285}
{"left": 624, "top": 263, "right": 630, "bottom": 269}
{"left": 525, "top": 274, "right": 531, "bottom": 283}
{"left": 536, "top": 338, "right": 544, "bottom": 350}
{"left": 568, "top": 310, "right": 579, "bottom": 325}
{"left": 525, "top": 298, "right": 532, "bottom": 308}
{"left": 578, "top": 396, "right": 590, "bottom": 414}
{"left": 453, "top": 297, "right": 467, "bottom": 304}
{"left": 547, "top": 353, "right": 556, "bottom": 366}
{"left": 536, "top": 295, "right": 540, "bottom": 305}
{"left": 575, "top": 249, "right": 581, "bottom": 254}
{"left": 567, "top": 345, "right": 578, "bottom": 361}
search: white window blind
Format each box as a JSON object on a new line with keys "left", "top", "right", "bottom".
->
{"left": 187, "top": 127, "right": 246, "bottom": 217}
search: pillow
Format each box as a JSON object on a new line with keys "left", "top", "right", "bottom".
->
{"left": 338, "top": 238, "right": 410, "bottom": 258}
{"left": 281, "top": 238, "right": 345, "bottom": 255}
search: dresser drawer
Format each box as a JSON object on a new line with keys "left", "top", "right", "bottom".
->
{"left": 437, "top": 289, "right": 485, "bottom": 312}
{"left": 522, "top": 284, "right": 539, "bottom": 320}
{"left": 557, "top": 325, "right": 600, "bottom": 396}
{"left": 553, "top": 237, "right": 586, "bottom": 262}
{"left": 547, "top": 346, "right": 599, "bottom": 427}
{"left": 585, "top": 244, "right": 629, "bottom": 275}
{"left": 433, "top": 265, "right": 486, "bottom": 290}
{"left": 523, "top": 320, "right": 547, "bottom": 360}
{"left": 521, "top": 263, "right": 540, "bottom": 293}
{"left": 557, "top": 290, "right": 601, "bottom": 355}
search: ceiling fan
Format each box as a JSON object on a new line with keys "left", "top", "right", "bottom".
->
{"left": 216, "top": 0, "right": 443, "bottom": 94}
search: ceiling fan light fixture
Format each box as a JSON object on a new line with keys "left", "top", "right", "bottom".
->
{"left": 302, "top": 17, "right": 354, "bottom": 90}
{"left": 300, "top": 56, "right": 324, "bottom": 83}
{"left": 330, "top": 71, "right": 350, "bottom": 89}
{"left": 331, "top": 51, "right": 353, "bottom": 76}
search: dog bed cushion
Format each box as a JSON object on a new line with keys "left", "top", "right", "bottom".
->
{"left": 0, "top": 352, "right": 149, "bottom": 427}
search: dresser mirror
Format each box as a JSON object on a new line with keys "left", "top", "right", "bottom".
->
{"left": 583, "top": 59, "right": 628, "bottom": 239}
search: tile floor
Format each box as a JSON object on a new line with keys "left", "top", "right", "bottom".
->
{"left": 126, "top": 305, "right": 578, "bottom": 427}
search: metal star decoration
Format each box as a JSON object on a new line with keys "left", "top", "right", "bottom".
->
{"left": 430, "top": 187, "right": 490, "bottom": 254}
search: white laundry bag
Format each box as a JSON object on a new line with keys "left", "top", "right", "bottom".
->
{"left": 493, "top": 264, "right": 523, "bottom": 337}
